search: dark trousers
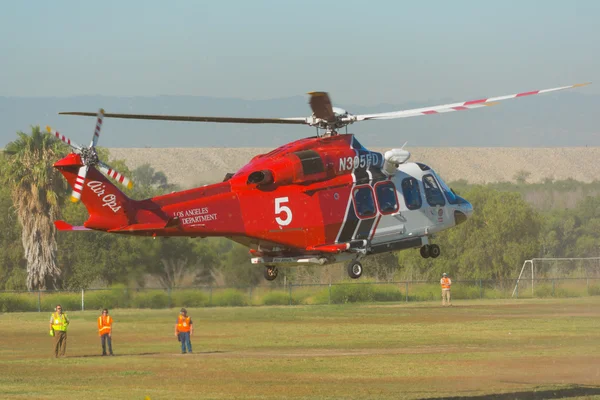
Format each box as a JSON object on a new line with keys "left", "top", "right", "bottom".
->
{"left": 179, "top": 332, "right": 192, "bottom": 353}
{"left": 101, "top": 333, "right": 113, "bottom": 355}
{"left": 54, "top": 331, "right": 67, "bottom": 357}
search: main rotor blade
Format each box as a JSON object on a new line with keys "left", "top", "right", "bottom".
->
{"left": 71, "top": 165, "right": 89, "bottom": 203}
{"left": 45, "top": 126, "right": 82, "bottom": 150}
{"left": 59, "top": 112, "right": 308, "bottom": 125}
{"left": 91, "top": 108, "right": 104, "bottom": 148}
{"left": 355, "top": 82, "right": 591, "bottom": 121}
{"left": 308, "top": 92, "right": 336, "bottom": 122}
{"left": 98, "top": 161, "right": 133, "bottom": 189}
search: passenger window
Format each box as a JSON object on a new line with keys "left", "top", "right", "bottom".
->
{"left": 423, "top": 174, "right": 446, "bottom": 206}
{"left": 353, "top": 186, "right": 376, "bottom": 218}
{"left": 401, "top": 178, "right": 422, "bottom": 210}
{"left": 375, "top": 182, "right": 399, "bottom": 214}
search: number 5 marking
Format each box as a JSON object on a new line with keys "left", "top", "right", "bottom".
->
{"left": 275, "top": 197, "right": 292, "bottom": 226}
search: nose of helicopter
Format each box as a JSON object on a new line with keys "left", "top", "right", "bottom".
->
{"left": 453, "top": 196, "right": 473, "bottom": 225}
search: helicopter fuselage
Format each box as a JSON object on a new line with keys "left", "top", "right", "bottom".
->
{"left": 54, "top": 133, "right": 472, "bottom": 279}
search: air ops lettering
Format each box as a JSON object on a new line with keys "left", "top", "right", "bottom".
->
{"left": 338, "top": 153, "right": 382, "bottom": 172}
{"left": 173, "top": 207, "right": 218, "bottom": 225}
{"left": 87, "top": 181, "right": 121, "bottom": 213}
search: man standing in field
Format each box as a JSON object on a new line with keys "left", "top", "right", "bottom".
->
{"left": 441, "top": 273, "right": 452, "bottom": 306}
{"left": 49, "top": 304, "right": 69, "bottom": 358}
{"left": 98, "top": 308, "right": 114, "bottom": 356}
{"left": 175, "top": 308, "right": 193, "bottom": 354}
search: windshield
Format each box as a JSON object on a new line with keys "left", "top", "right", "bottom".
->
{"left": 433, "top": 172, "right": 461, "bottom": 205}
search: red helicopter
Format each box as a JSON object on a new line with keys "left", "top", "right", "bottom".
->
{"left": 50, "top": 83, "right": 589, "bottom": 281}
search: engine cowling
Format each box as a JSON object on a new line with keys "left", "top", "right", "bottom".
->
{"left": 246, "top": 150, "right": 334, "bottom": 188}
{"left": 382, "top": 148, "right": 411, "bottom": 176}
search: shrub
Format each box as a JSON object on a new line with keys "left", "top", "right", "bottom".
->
{"left": 172, "top": 290, "right": 208, "bottom": 308}
{"left": 408, "top": 284, "right": 439, "bottom": 302}
{"left": 482, "top": 288, "right": 506, "bottom": 299}
{"left": 555, "top": 287, "right": 582, "bottom": 298}
{"left": 0, "top": 293, "right": 37, "bottom": 312}
{"left": 85, "top": 286, "right": 131, "bottom": 310}
{"left": 211, "top": 289, "right": 247, "bottom": 307}
{"left": 131, "top": 290, "right": 170, "bottom": 309}
{"left": 372, "top": 285, "right": 404, "bottom": 302}
{"left": 261, "top": 291, "right": 291, "bottom": 306}
{"left": 589, "top": 285, "right": 600, "bottom": 296}
{"left": 534, "top": 284, "right": 553, "bottom": 298}
{"left": 452, "top": 285, "right": 482, "bottom": 300}
{"left": 288, "top": 288, "right": 313, "bottom": 305}
{"left": 312, "top": 283, "right": 404, "bottom": 304}
{"left": 41, "top": 293, "right": 81, "bottom": 312}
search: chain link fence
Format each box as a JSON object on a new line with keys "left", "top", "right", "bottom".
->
{"left": 1, "top": 278, "right": 599, "bottom": 312}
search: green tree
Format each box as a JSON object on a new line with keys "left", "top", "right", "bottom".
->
{"left": 513, "top": 170, "right": 531, "bottom": 185}
{"left": 144, "top": 238, "right": 197, "bottom": 288}
{"left": 2, "top": 127, "right": 67, "bottom": 289}
{"left": 396, "top": 186, "right": 542, "bottom": 280}
{"left": 218, "top": 240, "right": 263, "bottom": 287}
{"left": 0, "top": 155, "right": 26, "bottom": 289}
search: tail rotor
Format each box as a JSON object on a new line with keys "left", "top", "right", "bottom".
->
{"left": 46, "top": 108, "right": 134, "bottom": 202}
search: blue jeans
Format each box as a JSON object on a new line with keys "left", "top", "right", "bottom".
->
{"left": 101, "top": 333, "right": 113, "bottom": 355}
{"left": 179, "top": 332, "right": 192, "bottom": 353}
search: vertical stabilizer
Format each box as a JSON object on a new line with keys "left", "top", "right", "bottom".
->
{"left": 54, "top": 154, "right": 132, "bottom": 230}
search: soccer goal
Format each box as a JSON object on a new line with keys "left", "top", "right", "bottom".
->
{"left": 512, "top": 257, "right": 600, "bottom": 297}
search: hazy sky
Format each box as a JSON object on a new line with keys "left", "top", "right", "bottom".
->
{"left": 1, "top": 0, "right": 598, "bottom": 105}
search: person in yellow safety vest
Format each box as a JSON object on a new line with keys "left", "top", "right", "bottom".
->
{"left": 98, "top": 308, "right": 114, "bottom": 356}
{"left": 440, "top": 273, "right": 452, "bottom": 306}
{"left": 49, "top": 304, "right": 69, "bottom": 358}
{"left": 174, "top": 308, "right": 193, "bottom": 354}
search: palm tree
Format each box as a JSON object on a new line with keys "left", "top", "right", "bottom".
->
{"left": 3, "top": 126, "right": 67, "bottom": 289}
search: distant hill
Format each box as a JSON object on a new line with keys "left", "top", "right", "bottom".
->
{"left": 107, "top": 147, "right": 600, "bottom": 188}
{"left": 1, "top": 90, "right": 598, "bottom": 148}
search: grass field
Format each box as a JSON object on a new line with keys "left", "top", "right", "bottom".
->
{"left": 1, "top": 297, "right": 600, "bottom": 400}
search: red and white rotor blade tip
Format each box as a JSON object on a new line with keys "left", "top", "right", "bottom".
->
{"left": 45, "top": 126, "right": 82, "bottom": 150}
{"left": 90, "top": 108, "right": 104, "bottom": 148}
{"left": 356, "top": 82, "right": 592, "bottom": 121}
{"left": 98, "top": 162, "right": 133, "bottom": 189}
{"left": 71, "top": 165, "right": 89, "bottom": 203}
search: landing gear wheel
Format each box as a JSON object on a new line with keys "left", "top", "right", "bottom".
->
{"left": 264, "top": 265, "right": 278, "bottom": 281}
{"left": 429, "top": 244, "right": 441, "bottom": 258}
{"left": 347, "top": 261, "right": 363, "bottom": 279}
{"left": 420, "top": 245, "right": 430, "bottom": 259}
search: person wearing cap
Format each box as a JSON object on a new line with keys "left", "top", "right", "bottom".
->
{"left": 49, "top": 304, "right": 69, "bottom": 358}
{"left": 175, "top": 308, "right": 193, "bottom": 354}
{"left": 440, "top": 273, "right": 452, "bottom": 306}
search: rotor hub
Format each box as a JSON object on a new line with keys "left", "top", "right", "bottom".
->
{"left": 80, "top": 147, "right": 99, "bottom": 166}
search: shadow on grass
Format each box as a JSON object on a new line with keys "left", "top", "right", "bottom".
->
{"left": 67, "top": 352, "right": 161, "bottom": 358}
{"left": 419, "top": 385, "right": 600, "bottom": 400}
{"left": 175, "top": 351, "right": 228, "bottom": 355}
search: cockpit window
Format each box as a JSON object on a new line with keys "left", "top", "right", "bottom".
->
{"left": 353, "top": 186, "right": 376, "bottom": 218}
{"left": 435, "top": 174, "right": 459, "bottom": 205}
{"left": 401, "top": 178, "right": 422, "bottom": 210}
{"left": 423, "top": 174, "right": 446, "bottom": 207}
{"left": 375, "top": 182, "right": 399, "bottom": 214}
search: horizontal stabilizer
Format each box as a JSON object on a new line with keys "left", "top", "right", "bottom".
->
{"left": 54, "top": 220, "right": 92, "bottom": 231}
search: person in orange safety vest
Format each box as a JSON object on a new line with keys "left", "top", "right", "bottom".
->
{"left": 175, "top": 308, "right": 193, "bottom": 354}
{"left": 98, "top": 308, "right": 114, "bottom": 356}
{"left": 440, "top": 273, "right": 452, "bottom": 306}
